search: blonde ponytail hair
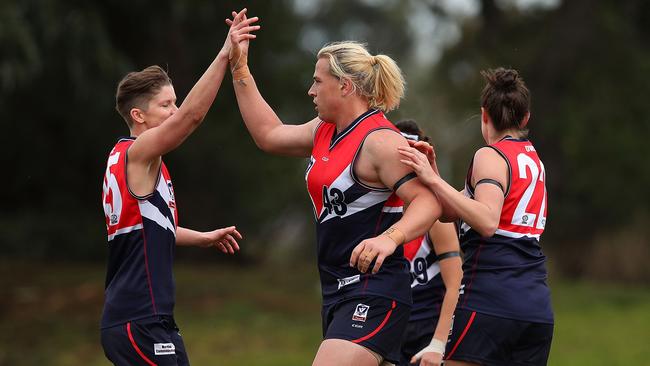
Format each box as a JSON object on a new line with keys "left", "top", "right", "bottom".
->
{"left": 317, "top": 41, "right": 405, "bottom": 112}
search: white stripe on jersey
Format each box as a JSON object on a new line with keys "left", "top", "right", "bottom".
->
{"left": 320, "top": 163, "right": 392, "bottom": 223}
{"left": 107, "top": 223, "right": 144, "bottom": 241}
{"left": 461, "top": 221, "right": 541, "bottom": 240}
{"left": 382, "top": 206, "right": 403, "bottom": 213}
{"left": 494, "top": 228, "right": 541, "bottom": 240}
{"left": 139, "top": 201, "right": 176, "bottom": 236}
{"left": 412, "top": 262, "right": 441, "bottom": 288}
{"left": 409, "top": 235, "right": 441, "bottom": 287}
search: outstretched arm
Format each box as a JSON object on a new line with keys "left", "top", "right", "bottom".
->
{"left": 411, "top": 222, "right": 462, "bottom": 366}
{"left": 126, "top": 10, "right": 260, "bottom": 197}
{"left": 176, "top": 226, "right": 242, "bottom": 254}
{"left": 399, "top": 145, "right": 506, "bottom": 237}
{"left": 130, "top": 10, "right": 260, "bottom": 164}
{"left": 226, "top": 12, "right": 318, "bottom": 157}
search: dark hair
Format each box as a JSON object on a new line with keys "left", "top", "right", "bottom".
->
{"left": 395, "top": 119, "right": 430, "bottom": 142}
{"left": 115, "top": 65, "right": 172, "bottom": 127}
{"left": 480, "top": 68, "right": 530, "bottom": 136}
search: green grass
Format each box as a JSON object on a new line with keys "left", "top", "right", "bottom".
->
{"left": 1, "top": 260, "right": 648, "bottom": 366}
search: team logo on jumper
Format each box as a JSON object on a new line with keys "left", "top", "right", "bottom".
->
{"left": 337, "top": 274, "right": 360, "bottom": 289}
{"left": 154, "top": 343, "right": 176, "bottom": 355}
{"left": 352, "top": 304, "right": 370, "bottom": 322}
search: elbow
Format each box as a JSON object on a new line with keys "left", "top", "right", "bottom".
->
{"left": 175, "top": 109, "right": 204, "bottom": 131}
{"left": 476, "top": 222, "right": 498, "bottom": 238}
{"left": 187, "top": 111, "right": 205, "bottom": 128}
{"left": 255, "top": 138, "right": 274, "bottom": 153}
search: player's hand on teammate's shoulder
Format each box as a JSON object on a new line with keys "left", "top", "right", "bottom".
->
{"left": 409, "top": 140, "right": 440, "bottom": 176}
{"left": 200, "top": 226, "right": 242, "bottom": 254}
{"left": 398, "top": 143, "right": 440, "bottom": 187}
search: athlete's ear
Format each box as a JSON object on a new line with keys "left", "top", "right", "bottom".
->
{"left": 340, "top": 78, "right": 355, "bottom": 97}
{"left": 130, "top": 108, "right": 146, "bottom": 125}
{"left": 520, "top": 111, "right": 531, "bottom": 129}
{"left": 480, "top": 107, "right": 489, "bottom": 125}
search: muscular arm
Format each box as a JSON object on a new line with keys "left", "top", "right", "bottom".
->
{"left": 350, "top": 130, "right": 442, "bottom": 274}
{"left": 233, "top": 76, "right": 319, "bottom": 156}
{"left": 369, "top": 130, "right": 442, "bottom": 241}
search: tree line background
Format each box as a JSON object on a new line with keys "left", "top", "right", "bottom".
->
{"left": 2, "top": 0, "right": 649, "bottom": 283}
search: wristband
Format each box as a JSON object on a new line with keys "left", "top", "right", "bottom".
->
{"left": 232, "top": 64, "right": 251, "bottom": 83}
{"left": 414, "top": 338, "right": 446, "bottom": 358}
{"left": 229, "top": 47, "right": 250, "bottom": 82}
{"left": 382, "top": 227, "right": 405, "bottom": 246}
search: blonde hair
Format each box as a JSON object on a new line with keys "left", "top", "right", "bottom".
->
{"left": 317, "top": 41, "right": 405, "bottom": 112}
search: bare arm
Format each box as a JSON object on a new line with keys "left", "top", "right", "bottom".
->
{"left": 176, "top": 226, "right": 242, "bottom": 254}
{"left": 233, "top": 76, "right": 319, "bottom": 156}
{"left": 406, "top": 140, "right": 460, "bottom": 222}
{"left": 129, "top": 11, "right": 260, "bottom": 164}
{"left": 127, "top": 11, "right": 260, "bottom": 196}
{"left": 350, "top": 130, "right": 442, "bottom": 274}
{"left": 227, "top": 13, "right": 317, "bottom": 157}
{"left": 399, "top": 145, "right": 507, "bottom": 237}
{"left": 411, "top": 221, "right": 463, "bottom": 366}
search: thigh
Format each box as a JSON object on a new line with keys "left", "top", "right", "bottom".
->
{"left": 101, "top": 318, "right": 186, "bottom": 366}
{"left": 313, "top": 339, "right": 380, "bottom": 366}
{"left": 509, "top": 322, "right": 553, "bottom": 366}
{"left": 324, "top": 296, "right": 411, "bottom": 365}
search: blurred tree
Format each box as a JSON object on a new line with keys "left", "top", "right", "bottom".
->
{"left": 2, "top": 0, "right": 648, "bottom": 281}
{"left": 0, "top": 0, "right": 417, "bottom": 263}
{"left": 427, "top": 0, "right": 650, "bottom": 280}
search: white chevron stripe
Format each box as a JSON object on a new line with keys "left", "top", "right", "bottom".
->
{"left": 382, "top": 206, "right": 403, "bottom": 213}
{"left": 107, "top": 224, "right": 143, "bottom": 241}
{"left": 321, "top": 189, "right": 391, "bottom": 223}
{"left": 495, "top": 228, "right": 540, "bottom": 240}
{"left": 139, "top": 201, "right": 176, "bottom": 236}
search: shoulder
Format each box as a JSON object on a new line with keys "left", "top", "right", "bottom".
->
{"left": 470, "top": 146, "right": 509, "bottom": 185}
{"left": 364, "top": 128, "right": 406, "bottom": 152}
{"left": 473, "top": 146, "right": 507, "bottom": 168}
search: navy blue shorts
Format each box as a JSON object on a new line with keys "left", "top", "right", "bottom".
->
{"left": 445, "top": 309, "right": 553, "bottom": 366}
{"left": 322, "top": 296, "right": 411, "bottom": 364}
{"left": 398, "top": 317, "right": 438, "bottom": 366}
{"left": 101, "top": 315, "right": 190, "bottom": 366}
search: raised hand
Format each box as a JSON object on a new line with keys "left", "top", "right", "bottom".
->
{"left": 224, "top": 9, "right": 258, "bottom": 77}
{"left": 219, "top": 8, "right": 260, "bottom": 68}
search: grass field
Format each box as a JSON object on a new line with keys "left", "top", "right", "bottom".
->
{"left": 1, "top": 260, "right": 648, "bottom": 366}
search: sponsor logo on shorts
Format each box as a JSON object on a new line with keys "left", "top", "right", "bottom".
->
{"left": 337, "top": 274, "right": 360, "bottom": 289}
{"left": 154, "top": 343, "right": 176, "bottom": 355}
{"left": 352, "top": 303, "right": 370, "bottom": 322}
